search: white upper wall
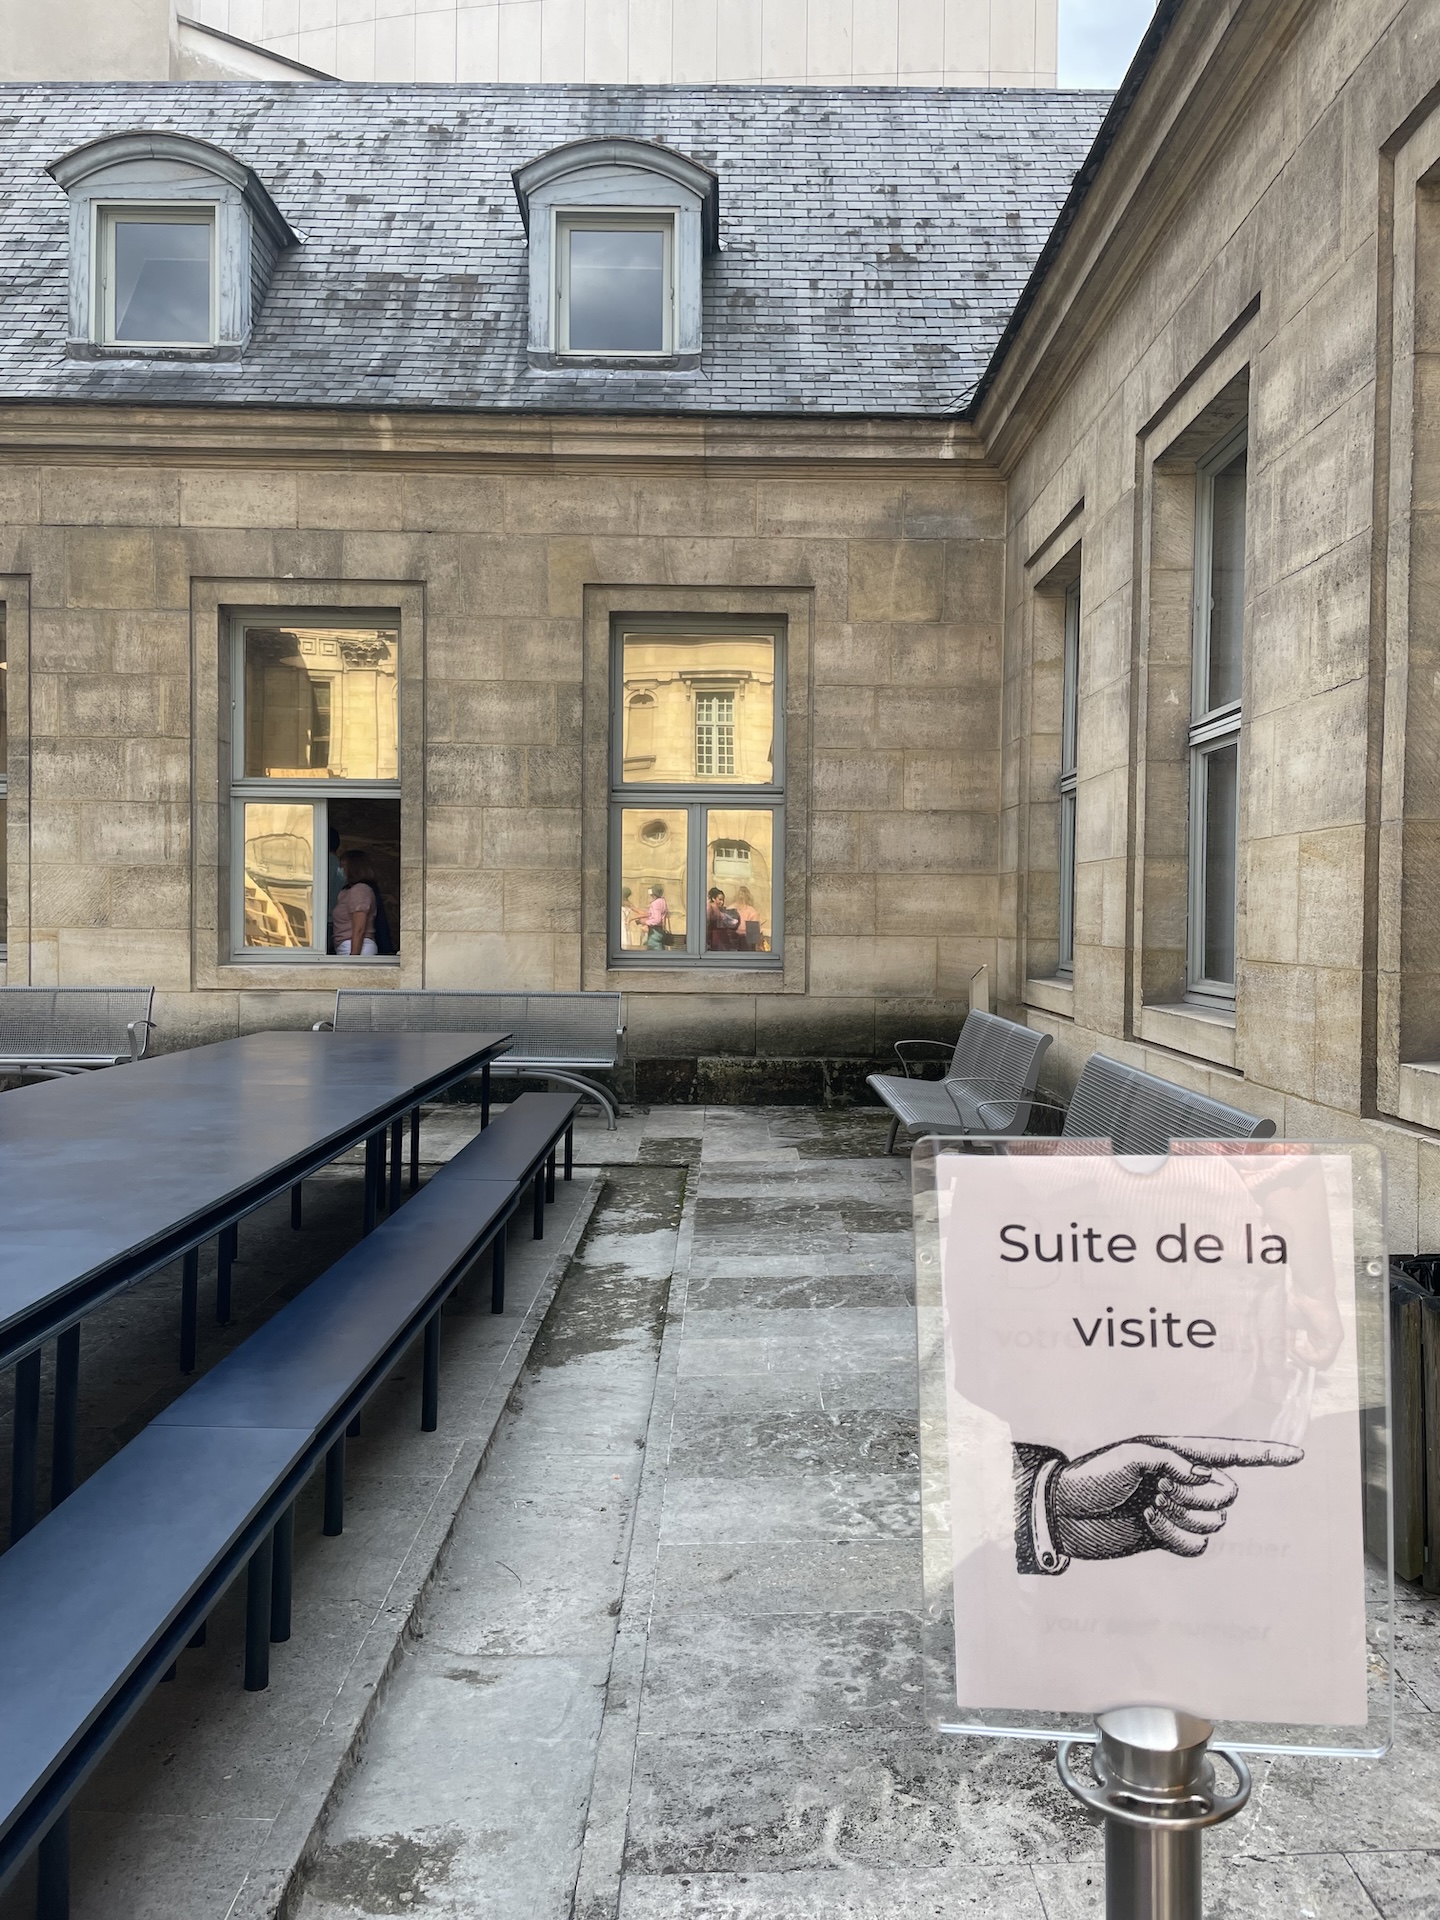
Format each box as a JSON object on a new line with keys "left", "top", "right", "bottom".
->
{"left": 189, "top": 0, "right": 1059, "bottom": 87}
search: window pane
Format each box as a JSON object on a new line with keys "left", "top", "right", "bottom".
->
{"left": 328, "top": 798, "right": 402, "bottom": 957}
{"left": 619, "top": 633, "right": 776, "bottom": 784}
{"left": 0, "top": 607, "right": 6, "bottom": 778}
{"left": 619, "top": 810, "right": 688, "bottom": 952}
{"left": 1202, "top": 742, "right": 1239, "bottom": 986}
{"left": 112, "top": 219, "right": 211, "bottom": 343}
{"left": 568, "top": 227, "right": 665, "bottom": 352}
{"left": 705, "top": 810, "right": 774, "bottom": 953}
{"left": 242, "top": 802, "right": 315, "bottom": 950}
{"left": 1207, "top": 449, "right": 1247, "bottom": 712}
{"left": 1060, "top": 582, "right": 1080, "bottom": 776}
{"left": 1058, "top": 790, "right": 1076, "bottom": 972}
{"left": 243, "top": 626, "right": 399, "bottom": 780}
{"left": 0, "top": 797, "right": 6, "bottom": 948}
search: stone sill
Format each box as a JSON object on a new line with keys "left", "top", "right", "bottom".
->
{"left": 1024, "top": 976, "right": 1074, "bottom": 1018}
{"left": 1137, "top": 1001, "right": 1237, "bottom": 1070}
{"left": 1396, "top": 1063, "right": 1440, "bottom": 1132}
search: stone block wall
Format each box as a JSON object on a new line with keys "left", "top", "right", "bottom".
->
{"left": 0, "top": 426, "right": 1006, "bottom": 1088}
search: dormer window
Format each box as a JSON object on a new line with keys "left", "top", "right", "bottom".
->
{"left": 557, "top": 214, "right": 672, "bottom": 356}
{"left": 48, "top": 132, "right": 296, "bottom": 362}
{"left": 98, "top": 208, "right": 215, "bottom": 346}
{"left": 514, "top": 137, "right": 718, "bottom": 371}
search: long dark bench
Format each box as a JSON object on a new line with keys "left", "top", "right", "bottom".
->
{"left": 0, "top": 1090, "right": 581, "bottom": 1920}
{"left": 957, "top": 1050, "right": 1276, "bottom": 1152}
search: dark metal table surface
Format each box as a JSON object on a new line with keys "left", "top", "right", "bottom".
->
{"left": 0, "top": 1029, "right": 511, "bottom": 1370}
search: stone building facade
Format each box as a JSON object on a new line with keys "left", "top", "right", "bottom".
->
{"left": 7, "top": 0, "right": 1440, "bottom": 1245}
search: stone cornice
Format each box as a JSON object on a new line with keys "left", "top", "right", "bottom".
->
{"left": 0, "top": 405, "right": 992, "bottom": 476}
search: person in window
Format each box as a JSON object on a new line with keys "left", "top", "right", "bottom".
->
{"left": 732, "top": 886, "right": 762, "bottom": 951}
{"left": 333, "top": 849, "right": 379, "bottom": 957}
{"left": 325, "top": 825, "right": 346, "bottom": 954}
{"left": 640, "top": 885, "right": 669, "bottom": 951}
{"left": 706, "top": 887, "right": 741, "bottom": 951}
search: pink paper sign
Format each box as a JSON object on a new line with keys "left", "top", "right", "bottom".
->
{"left": 937, "top": 1150, "right": 1367, "bottom": 1726}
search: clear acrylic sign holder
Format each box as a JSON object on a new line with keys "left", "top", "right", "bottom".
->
{"left": 913, "top": 1136, "right": 1392, "bottom": 1919}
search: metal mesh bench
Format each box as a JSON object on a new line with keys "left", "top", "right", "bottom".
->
{"left": 867, "top": 1009, "right": 1053, "bottom": 1153}
{"left": 322, "top": 990, "right": 624, "bottom": 1128}
{"left": 1063, "top": 1053, "right": 1277, "bottom": 1152}
{"left": 0, "top": 988, "right": 155, "bottom": 1079}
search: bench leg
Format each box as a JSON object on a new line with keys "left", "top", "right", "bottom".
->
{"left": 50, "top": 1324, "right": 80, "bottom": 1509}
{"left": 161, "top": 1662, "right": 177, "bottom": 1683}
{"left": 324, "top": 1437, "right": 345, "bottom": 1536}
{"left": 347, "top": 1410, "right": 362, "bottom": 1439}
{"left": 36, "top": 1810, "right": 69, "bottom": 1920}
{"left": 564, "top": 1124, "right": 573, "bottom": 1181}
{"left": 10, "top": 1350, "right": 41, "bottom": 1546}
{"left": 216, "top": 1223, "right": 236, "bottom": 1326}
{"left": 389, "top": 1117, "right": 404, "bottom": 1213}
{"left": 884, "top": 1114, "right": 901, "bottom": 1155}
{"left": 546, "top": 1149, "right": 556, "bottom": 1204}
{"left": 410, "top": 1106, "right": 421, "bottom": 1192}
{"left": 291, "top": 1182, "right": 303, "bottom": 1230}
{"left": 363, "top": 1132, "right": 382, "bottom": 1235}
{"left": 533, "top": 1170, "right": 545, "bottom": 1240}
{"left": 181, "top": 1246, "right": 199, "bottom": 1374}
{"left": 188, "top": 1619, "right": 207, "bottom": 1649}
{"left": 245, "top": 1533, "right": 274, "bottom": 1692}
{"left": 422, "top": 1312, "right": 441, "bottom": 1433}
{"left": 271, "top": 1506, "right": 294, "bottom": 1644}
{"left": 491, "top": 1229, "right": 506, "bottom": 1315}
{"left": 481, "top": 1060, "right": 491, "bottom": 1130}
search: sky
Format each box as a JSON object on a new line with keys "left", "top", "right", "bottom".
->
{"left": 1058, "top": 0, "right": 1158, "bottom": 88}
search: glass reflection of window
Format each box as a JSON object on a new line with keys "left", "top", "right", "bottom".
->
{"left": 1057, "top": 578, "right": 1080, "bottom": 976}
{"left": 231, "top": 617, "right": 401, "bottom": 961}
{"left": 1187, "top": 429, "right": 1246, "bottom": 1004}
{"left": 694, "top": 692, "right": 735, "bottom": 777}
{"left": 610, "top": 624, "right": 783, "bottom": 965}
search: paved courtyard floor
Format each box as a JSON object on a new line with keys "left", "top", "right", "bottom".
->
{"left": 1, "top": 1103, "right": 1436, "bottom": 1918}
{"left": 296, "top": 1106, "right": 1439, "bottom": 1920}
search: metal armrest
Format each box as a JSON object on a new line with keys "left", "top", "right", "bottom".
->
{"left": 125, "top": 1019, "right": 156, "bottom": 1064}
{"left": 893, "top": 1038, "right": 956, "bottom": 1080}
{"left": 311, "top": 1020, "right": 335, "bottom": 1032}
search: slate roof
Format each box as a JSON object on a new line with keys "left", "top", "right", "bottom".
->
{"left": 0, "top": 83, "right": 1109, "bottom": 416}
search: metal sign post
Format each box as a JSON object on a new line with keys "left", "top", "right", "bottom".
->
{"left": 1057, "top": 1707, "right": 1250, "bottom": 1920}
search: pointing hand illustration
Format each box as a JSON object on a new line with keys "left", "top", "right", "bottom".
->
{"left": 1014, "top": 1436, "right": 1304, "bottom": 1573}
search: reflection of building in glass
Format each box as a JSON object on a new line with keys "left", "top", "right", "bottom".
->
{"left": 621, "top": 635, "right": 774, "bottom": 786}
{"left": 242, "top": 803, "right": 315, "bottom": 948}
{"left": 244, "top": 627, "right": 399, "bottom": 781}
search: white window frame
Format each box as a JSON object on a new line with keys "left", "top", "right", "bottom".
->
{"left": 554, "top": 210, "right": 675, "bottom": 358}
{"left": 1186, "top": 426, "right": 1247, "bottom": 1005}
{"left": 96, "top": 204, "right": 217, "bottom": 348}
{"left": 1057, "top": 578, "right": 1080, "bottom": 976}
{"left": 608, "top": 619, "right": 785, "bottom": 968}
{"left": 228, "top": 614, "right": 401, "bottom": 964}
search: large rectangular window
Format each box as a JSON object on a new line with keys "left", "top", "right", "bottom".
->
{"left": 230, "top": 618, "right": 401, "bottom": 961}
{"left": 611, "top": 623, "right": 782, "bottom": 964}
{"left": 1187, "top": 430, "right": 1246, "bottom": 1003}
{"left": 1057, "top": 578, "right": 1080, "bottom": 976}
{"left": 0, "top": 608, "right": 7, "bottom": 957}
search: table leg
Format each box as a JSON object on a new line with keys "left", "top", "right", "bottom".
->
{"left": 546, "top": 1148, "right": 556, "bottom": 1204}
{"left": 363, "top": 1132, "right": 381, "bottom": 1234}
{"left": 533, "top": 1170, "right": 545, "bottom": 1240}
{"left": 491, "top": 1228, "right": 506, "bottom": 1315}
{"left": 291, "top": 1182, "right": 303, "bottom": 1230}
{"left": 181, "top": 1247, "right": 199, "bottom": 1373}
{"left": 410, "top": 1106, "right": 421, "bottom": 1192}
{"left": 324, "top": 1436, "right": 345, "bottom": 1536}
{"left": 564, "top": 1124, "right": 573, "bottom": 1181}
{"left": 216, "top": 1223, "right": 236, "bottom": 1326}
{"left": 10, "top": 1350, "right": 42, "bottom": 1545}
{"left": 271, "top": 1505, "right": 294, "bottom": 1644}
{"left": 481, "top": 1061, "right": 491, "bottom": 1130}
{"left": 36, "top": 1809, "right": 68, "bottom": 1920}
{"left": 389, "top": 1116, "right": 404, "bottom": 1212}
{"left": 422, "top": 1311, "right": 441, "bottom": 1432}
{"left": 244, "top": 1531, "right": 274, "bottom": 1692}
{"left": 50, "top": 1324, "right": 80, "bottom": 1508}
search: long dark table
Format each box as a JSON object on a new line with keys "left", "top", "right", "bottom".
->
{"left": 0, "top": 1028, "right": 511, "bottom": 1541}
